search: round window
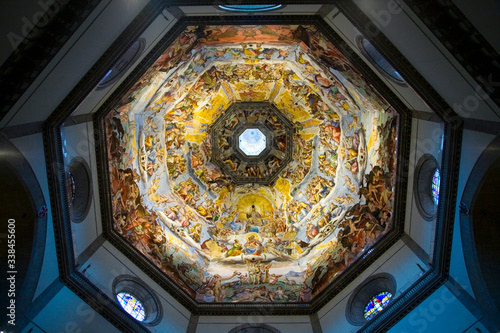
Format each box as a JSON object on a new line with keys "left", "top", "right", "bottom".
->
{"left": 113, "top": 275, "right": 162, "bottom": 326}
{"left": 431, "top": 168, "right": 441, "bottom": 205}
{"left": 413, "top": 154, "right": 440, "bottom": 220}
{"left": 363, "top": 291, "right": 393, "bottom": 320}
{"left": 218, "top": 5, "right": 283, "bottom": 12}
{"left": 116, "top": 292, "right": 146, "bottom": 322}
{"left": 67, "top": 158, "right": 92, "bottom": 223}
{"left": 357, "top": 36, "right": 406, "bottom": 85}
{"left": 66, "top": 171, "right": 75, "bottom": 207}
{"left": 346, "top": 273, "right": 396, "bottom": 326}
{"left": 97, "top": 39, "right": 145, "bottom": 89}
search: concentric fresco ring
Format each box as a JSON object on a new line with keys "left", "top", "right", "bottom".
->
{"left": 103, "top": 24, "right": 400, "bottom": 305}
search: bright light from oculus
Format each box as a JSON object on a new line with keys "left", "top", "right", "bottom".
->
{"left": 239, "top": 128, "right": 267, "bottom": 156}
{"left": 116, "top": 292, "right": 146, "bottom": 321}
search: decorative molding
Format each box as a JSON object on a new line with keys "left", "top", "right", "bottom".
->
{"left": 42, "top": 1, "right": 169, "bottom": 332}
{"left": 38, "top": 4, "right": 467, "bottom": 332}
{"left": 210, "top": 102, "right": 294, "bottom": 185}
{"left": 334, "top": 1, "right": 462, "bottom": 332}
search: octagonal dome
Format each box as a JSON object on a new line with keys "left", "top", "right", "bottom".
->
{"left": 102, "top": 24, "right": 401, "bottom": 307}
{"left": 211, "top": 102, "right": 294, "bottom": 185}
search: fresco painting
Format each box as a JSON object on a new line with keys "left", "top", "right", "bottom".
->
{"left": 105, "top": 25, "right": 398, "bottom": 303}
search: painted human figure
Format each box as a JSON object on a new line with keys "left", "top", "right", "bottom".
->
{"left": 298, "top": 283, "right": 313, "bottom": 302}
{"left": 226, "top": 239, "right": 243, "bottom": 257}
{"left": 245, "top": 234, "right": 263, "bottom": 255}
{"left": 249, "top": 205, "right": 263, "bottom": 226}
{"left": 268, "top": 273, "right": 282, "bottom": 285}
{"left": 306, "top": 223, "right": 319, "bottom": 239}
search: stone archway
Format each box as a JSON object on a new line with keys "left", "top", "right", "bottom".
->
{"left": 0, "top": 136, "right": 47, "bottom": 327}
{"left": 460, "top": 135, "right": 500, "bottom": 330}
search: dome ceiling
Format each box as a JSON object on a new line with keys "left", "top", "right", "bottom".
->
{"left": 104, "top": 24, "right": 399, "bottom": 305}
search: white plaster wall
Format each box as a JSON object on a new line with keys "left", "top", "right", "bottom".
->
{"left": 31, "top": 286, "right": 121, "bottom": 333}
{"left": 389, "top": 285, "right": 478, "bottom": 333}
{"left": 319, "top": 241, "right": 425, "bottom": 332}
{"left": 448, "top": 130, "right": 497, "bottom": 297}
{"left": 405, "top": 119, "right": 444, "bottom": 256}
{"left": 10, "top": 133, "right": 60, "bottom": 300}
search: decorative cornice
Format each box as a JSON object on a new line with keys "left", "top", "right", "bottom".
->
{"left": 41, "top": 7, "right": 457, "bottom": 331}
{"left": 42, "top": 1, "right": 169, "bottom": 332}
{"left": 334, "top": 1, "right": 462, "bottom": 331}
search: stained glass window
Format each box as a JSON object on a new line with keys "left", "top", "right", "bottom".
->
{"left": 364, "top": 291, "right": 393, "bottom": 320}
{"left": 432, "top": 168, "right": 440, "bottom": 205}
{"left": 66, "top": 172, "right": 75, "bottom": 207}
{"left": 218, "top": 5, "right": 282, "bottom": 12}
{"left": 116, "top": 292, "right": 146, "bottom": 321}
{"left": 239, "top": 128, "right": 267, "bottom": 156}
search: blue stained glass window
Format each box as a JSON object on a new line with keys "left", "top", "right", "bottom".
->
{"left": 432, "top": 168, "right": 440, "bottom": 205}
{"left": 116, "top": 292, "right": 146, "bottom": 321}
{"left": 364, "top": 291, "right": 393, "bottom": 320}
{"left": 239, "top": 128, "right": 267, "bottom": 156}
{"left": 218, "top": 5, "right": 282, "bottom": 12}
